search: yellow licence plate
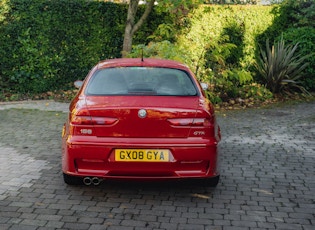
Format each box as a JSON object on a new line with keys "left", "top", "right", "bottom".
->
{"left": 115, "top": 149, "right": 169, "bottom": 162}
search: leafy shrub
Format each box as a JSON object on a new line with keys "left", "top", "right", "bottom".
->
{"left": 282, "top": 27, "right": 315, "bottom": 91}
{"left": 239, "top": 83, "right": 273, "bottom": 101}
{"left": 274, "top": 0, "right": 315, "bottom": 29}
{"left": 0, "top": 0, "right": 9, "bottom": 22}
{"left": 128, "top": 41, "right": 189, "bottom": 62}
{"left": 255, "top": 36, "right": 310, "bottom": 94}
{"left": 257, "top": 0, "right": 315, "bottom": 91}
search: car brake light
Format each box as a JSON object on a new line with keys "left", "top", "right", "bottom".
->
{"left": 71, "top": 116, "right": 118, "bottom": 125}
{"left": 168, "top": 118, "right": 212, "bottom": 127}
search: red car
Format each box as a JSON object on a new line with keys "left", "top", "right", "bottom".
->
{"left": 61, "top": 58, "right": 221, "bottom": 186}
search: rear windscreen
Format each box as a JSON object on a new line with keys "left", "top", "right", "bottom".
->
{"left": 85, "top": 67, "right": 198, "bottom": 96}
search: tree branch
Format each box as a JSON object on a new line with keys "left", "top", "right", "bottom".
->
{"left": 126, "top": 0, "right": 139, "bottom": 27}
{"left": 131, "top": 0, "right": 155, "bottom": 35}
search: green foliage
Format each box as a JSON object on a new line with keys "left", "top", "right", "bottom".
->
{"left": 239, "top": 83, "right": 273, "bottom": 101}
{"left": 221, "top": 18, "right": 245, "bottom": 65}
{"left": 148, "top": 23, "right": 177, "bottom": 42}
{"left": 9, "top": 27, "right": 64, "bottom": 93}
{"left": 274, "top": 0, "right": 315, "bottom": 29}
{"left": 0, "top": 0, "right": 167, "bottom": 94}
{"left": 0, "top": 0, "right": 9, "bottom": 22}
{"left": 130, "top": 4, "right": 276, "bottom": 104}
{"left": 203, "top": 73, "right": 271, "bottom": 104}
{"left": 204, "top": 0, "right": 260, "bottom": 4}
{"left": 0, "top": 0, "right": 123, "bottom": 93}
{"left": 281, "top": 28, "right": 315, "bottom": 91}
{"left": 178, "top": 5, "right": 273, "bottom": 72}
{"left": 203, "top": 34, "right": 238, "bottom": 77}
{"left": 174, "top": 5, "right": 273, "bottom": 103}
{"left": 257, "top": 0, "right": 315, "bottom": 91}
{"left": 128, "top": 41, "right": 188, "bottom": 62}
{"left": 255, "top": 36, "right": 310, "bottom": 94}
{"left": 227, "top": 68, "right": 253, "bottom": 85}
{"left": 132, "top": 4, "right": 173, "bottom": 45}
{"left": 259, "top": 0, "right": 315, "bottom": 43}
{"left": 1, "top": 0, "right": 313, "bottom": 104}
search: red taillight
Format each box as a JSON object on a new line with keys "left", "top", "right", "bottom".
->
{"left": 168, "top": 118, "right": 193, "bottom": 126}
{"left": 71, "top": 116, "right": 93, "bottom": 125}
{"left": 71, "top": 116, "right": 118, "bottom": 126}
{"left": 93, "top": 117, "right": 118, "bottom": 125}
{"left": 168, "top": 118, "right": 212, "bottom": 127}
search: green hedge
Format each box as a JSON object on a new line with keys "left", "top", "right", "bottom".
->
{"left": 177, "top": 5, "right": 274, "bottom": 74}
{"left": 0, "top": 0, "right": 167, "bottom": 93}
{"left": 0, "top": 0, "right": 313, "bottom": 96}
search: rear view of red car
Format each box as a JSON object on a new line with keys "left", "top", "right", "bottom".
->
{"left": 61, "top": 58, "right": 221, "bottom": 186}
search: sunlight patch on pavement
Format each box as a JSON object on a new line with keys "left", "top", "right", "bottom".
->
{"left": 0, "top": 144, "right": 51, "bottom": 200}
{"left": 191, "top": 193, "right": 210, "bottom": 199}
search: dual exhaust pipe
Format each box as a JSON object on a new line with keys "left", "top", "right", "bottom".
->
{"left": 83, "top": 177, "right": 102, "bottom": 186}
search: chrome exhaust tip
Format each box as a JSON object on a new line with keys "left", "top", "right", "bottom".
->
{"left": 83, "top": 177, "right": 92, "bottom": 186}
{"left": 92, "top": 177, "right": 101, "bottom": 186}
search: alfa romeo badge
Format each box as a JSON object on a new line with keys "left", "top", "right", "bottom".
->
{"left": 138, "top": 109, "right": 147, "bottom": 118}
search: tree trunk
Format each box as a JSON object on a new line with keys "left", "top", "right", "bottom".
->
{"left": 122, "top": 0, "right": 155, "bottom": 57}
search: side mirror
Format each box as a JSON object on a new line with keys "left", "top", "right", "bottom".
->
{"left": 74, "top": 80, "right": 83, "bottom": 89}
{"left": 200, "top": 82, "right": 209, "bottom": 91}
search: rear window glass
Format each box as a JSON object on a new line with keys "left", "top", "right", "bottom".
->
{"left": 85, "top": 67, "right": 198, "bottom": 96}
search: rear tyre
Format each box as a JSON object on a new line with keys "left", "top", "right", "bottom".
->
{"left": 205, "top": 175, "right": 220, "bottom": 187}
{"left": 63, "top": 173, "right": 83, "bottom": 185}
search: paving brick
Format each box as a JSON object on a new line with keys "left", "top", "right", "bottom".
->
{"left": 63, "top": 223, "right": 91, "bottom": 229}
{"left": 36, "top": 214, "right": 62, "bottom": 221}
{"left": 188, "top": 218, "right": 213, "bottom": 225}
{"left": 0, "top": 217, "right": 10, "bottom": 224}
{"left": 181, "top": 212, "right": 198, "bottom": 218}
{"left": 288, "top": 212, "right": 314, "bottom": 219}
{"left": 9, "top": 202, "right": 33, "bottom": 208}
{"left": 60, "top": 216, "right": 78, "bottom": 223}
{"left": 8, "top": 224, "right": 38, "bottom": 230}
{"left": 19, "top": 213, "right": 37, "bottom": 220}
{"left": 89, "top": 225, "right": 113, "bottom": 230}
{"left": 178, "top": 223, "right": 204, "bottom": 230}
{"left": 134, "top": 214, "right": 157, "bottom": 222}
{"left": 107, "top": 226, "right": 133, "bottom": 230}
{"left": 120, "top": 219, "right": 147, "bottom": 227}
{"left": 160, "top": 222, "right": 178, "bottom": 229}
{"left": 231, "top": 220, "right": 258, "bottom": 228}
{"left": 0, "top": 211, "right": 21, "bottom": 219}
{"left": 257, "top": 222, "right": 276, "bottom": 229}
{"left": 20, "top": 219, "right": 47, "bottom": 227}
{"left": 57, "top": 209, "right": 75, "bottom": 216}
{"left": 44, "top": 220, "right": 64, "bottom": 229}
{"left": 284, "top": 217, "right": 311, "bottom": 225}
{"left": 274, "top": 222, "right": 304, "bottom": 230}
{"left": 47, "top": 203, "right": 73, "bottom": 210}
{"left": 33, "top": 208, "right": 58, "bottom": 215}
{"left": 302, "top": 225, "right": 315, "bottom": 230}
{"left": 213, "top": 219, "right": 231, "bottom": 226}
{"left": 78, "top": 216, "right": 104, "bottom": 224}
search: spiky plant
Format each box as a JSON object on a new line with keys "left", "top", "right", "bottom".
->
{"left": 255, "top": 36, "right": 310, "bottom": 94}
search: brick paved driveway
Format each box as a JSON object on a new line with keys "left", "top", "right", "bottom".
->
{"left": 0, "top": 100, "right": 314, "bottom": 230}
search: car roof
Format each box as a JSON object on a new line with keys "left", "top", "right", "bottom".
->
{"left": 96, "top": 58, "right": 190, "bottom": 71}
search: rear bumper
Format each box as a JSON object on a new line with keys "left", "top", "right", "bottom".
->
{"left": 62, "top": 135, "right": 220, "bottom": 180}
